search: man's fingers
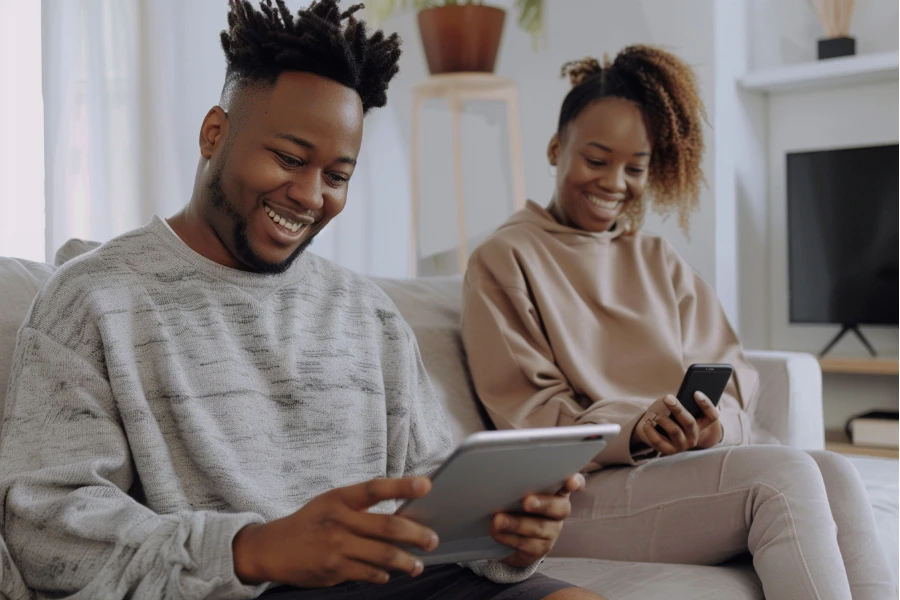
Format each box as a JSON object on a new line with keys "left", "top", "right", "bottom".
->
{"left": 491, "top": 531, "right": 553, "bottom": 559}
{"left": 342, "top": 511, "right": 439, "bottom": 552}
{"left": 643, "top": 420, "right": 678, "bottom": 455}
{"left": 345, "top": 536, "right": 425, "bottom": 577}
{"left": 317, "top": 558, "right": 391, "bottom": 587}
{"left": 340, "top": 477, "right": 431, "bottom": 510}
{"left": 519, "top": 494, "right": 571, "bottom": 520}
{"left": 558, "top": 473, "right": 586, "bottom": 496}
{"left": 493, "top": 513, "right": 560, "bottom": 540}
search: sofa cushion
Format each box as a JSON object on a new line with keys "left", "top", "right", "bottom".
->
{"left": 847, "top": 455, "right": 899, "bottom": 584}
{"left": 54, "top": 238, "right": 101, "bottom": 267}
{"left": 371, "top": 275, "right": 490, "bottom": 444}
{"left": 0, "top": 257, "right": 56, "bottom": 420}
{"left": 539, "top": 557, "right": 762, "bottom": 599}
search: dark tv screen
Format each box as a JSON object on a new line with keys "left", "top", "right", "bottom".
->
{"left": 787, "top": 144, "right": 898, "bottom": 326}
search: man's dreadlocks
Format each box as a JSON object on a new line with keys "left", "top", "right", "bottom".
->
{"left": 220, "top": 0, "right": 402, "bottom": 114}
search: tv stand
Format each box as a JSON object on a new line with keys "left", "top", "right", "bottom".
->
{"left": 819, "top": 324, "right": 877, "bottom": 358}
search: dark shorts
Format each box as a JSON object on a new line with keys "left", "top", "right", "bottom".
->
{"left": 258, "top": 564, "right": 575, "bottom": 600}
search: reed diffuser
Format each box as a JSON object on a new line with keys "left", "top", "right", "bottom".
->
{"left": 809, "top": 0, "right": 857, "bottom": 59}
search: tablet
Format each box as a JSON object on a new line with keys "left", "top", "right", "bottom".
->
{"left": 395, "top": 423, "right": 620, "bottom": 566}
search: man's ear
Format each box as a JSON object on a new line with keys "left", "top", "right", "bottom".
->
{"left": 199, "top": 106, "right": 229, "bottom": 160}
{"left": 547, "top": 133, "right": 561, "bottom": 167}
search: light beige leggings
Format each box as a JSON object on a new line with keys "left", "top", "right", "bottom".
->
{"left": 552, "top": 445, "right": 896, "bottom": 599}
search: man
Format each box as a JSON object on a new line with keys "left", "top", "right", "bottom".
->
{"left": 0, "top": 2, "right": 605, "bottom": 599}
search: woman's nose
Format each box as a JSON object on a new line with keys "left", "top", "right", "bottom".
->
{"left": 598, "top": 166, "right": 627, "bottom": 194}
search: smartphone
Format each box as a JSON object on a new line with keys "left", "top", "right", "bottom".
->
{"left": 674, "top": 363, "right": 733, "bottom": 418}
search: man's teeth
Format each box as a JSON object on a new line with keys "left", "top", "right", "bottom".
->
{"left": 586, "top": 195, "right": 621, "bottom": 210}
{"left": 265, "top": 206, "right": 306, "bottom": 233}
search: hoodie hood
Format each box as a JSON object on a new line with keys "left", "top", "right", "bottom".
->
{"left": 498, "top": 200, "right": 626, "bottom": 244}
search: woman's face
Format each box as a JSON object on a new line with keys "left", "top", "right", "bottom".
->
{"left": 547, "top": 97, "right": 652, "bottom": 232}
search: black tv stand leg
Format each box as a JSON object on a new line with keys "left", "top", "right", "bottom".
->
{"left": 819, "top": 324, "right": 878, "bottom": 358}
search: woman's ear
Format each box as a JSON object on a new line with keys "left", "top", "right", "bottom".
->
{"left": 199, "top": 106, "right": 230, "bottom": 160}
{"left": 547, "top": 133, "right": 561, "bottom": 167}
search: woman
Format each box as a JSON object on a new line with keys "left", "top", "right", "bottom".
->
{"left": 461, "top": 46, "right": 894, "bottom": 599}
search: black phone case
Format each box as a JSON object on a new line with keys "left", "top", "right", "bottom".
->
{"left": 675, "top": 364, "right": 733, "bottom": 418}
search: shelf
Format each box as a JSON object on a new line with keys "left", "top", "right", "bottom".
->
{"left": 738, "top": 51, "right": 898, "bottom": 93}
{"left": 818, "top": 357, "right": 899, "bottom": 375}
{"left": 825, "top": 430, "right": 898, "bottom": 459}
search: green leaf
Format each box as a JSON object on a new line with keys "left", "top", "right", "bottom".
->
{"left": 514, "top": 0, "right": 545, "bottom": 50}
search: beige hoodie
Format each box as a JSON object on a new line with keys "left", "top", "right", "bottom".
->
{"left": 461, "top": 201, "right": 760, "bottom": 470}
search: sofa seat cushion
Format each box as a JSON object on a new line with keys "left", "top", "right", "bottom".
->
{"left": 847, "top": 455, "right": 899, "bottom": 585}
{"left": 0, "top": 257, "right": 56, "bottom": 419}
{"left": 539, "top": 557, "right": 762, "bottom": 599}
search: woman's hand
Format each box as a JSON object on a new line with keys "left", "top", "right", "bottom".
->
{"left": 630, "top": 393, "right": 723, "bottom": 456}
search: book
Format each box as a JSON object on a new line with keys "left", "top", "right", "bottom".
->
{"left": 846, "top": 411, "right": 899, "bottom": 449}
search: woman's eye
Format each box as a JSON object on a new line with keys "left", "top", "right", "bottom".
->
{"left": 276, "top": 152, "right": 303, "bottom": 167}
{"left": 627, "top": 167, "right": 646, "bottom": 174}
{"left": 586, "top": 158, "right": 605, "bottom": 167}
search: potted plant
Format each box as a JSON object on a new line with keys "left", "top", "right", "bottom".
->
{"left": 367, "top": 0, "right": 544, "bottom": 74}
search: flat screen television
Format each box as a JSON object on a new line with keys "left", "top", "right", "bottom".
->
{"left": 786, "top": 144, "right": 898, "bottom": 353}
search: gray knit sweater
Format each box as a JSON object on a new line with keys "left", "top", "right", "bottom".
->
{"left": 0, "top": 217, "right": 536, "bottom": 599}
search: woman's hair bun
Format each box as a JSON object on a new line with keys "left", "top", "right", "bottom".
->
{"left": 559, "top": 56, "right": 608, "bottom": 87}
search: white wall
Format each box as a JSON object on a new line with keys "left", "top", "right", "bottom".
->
{"left": 748, "top": 0, "right": 899, "bottom": 70}
{"left": 380, "top": 0, "right": 724, "bottom": 287}
{"left": 733, "top": 0, "right": 899, "bottom": 354}
{"left": 736, "top": 0, "right": 899, "bottom": 428}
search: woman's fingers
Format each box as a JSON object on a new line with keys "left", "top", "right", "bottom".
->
{"left": 654, "top": 413, "right": 690, "bottom": 451}
{"left": 664, "top": 396, "right": 700, "bottom": 447}
{"left": 642, "top": 419, "right": 679, "bottom": 455}
{"left": 695, "top": 392, "right": 720, "bottom": 422}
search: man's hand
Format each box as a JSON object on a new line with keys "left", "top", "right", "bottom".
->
{"left": 232, "top": 477, "right": 439, "bottom": 588}
{"left": 630, "top": 393, "right": 723, "bottom": 456}
{"left": 491, "top": 473, "right": 585, "bottom": 568}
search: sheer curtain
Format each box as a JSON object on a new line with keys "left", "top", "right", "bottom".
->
{"left": 0, "top": 0, "right": 44, "bottom": 262}
{"left": 42, "top": 0, "right": 192, "bottom": 261}
{"left": 40, "top": 0, "right": 412, "bottom": 277}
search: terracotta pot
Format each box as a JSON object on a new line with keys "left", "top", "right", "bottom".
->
{"left": 417, "top": 5, "right": 506, "bottom": 74}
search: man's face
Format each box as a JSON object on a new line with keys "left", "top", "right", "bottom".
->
{"left": 201, "top": 72, "right": 364, "bottom": 273}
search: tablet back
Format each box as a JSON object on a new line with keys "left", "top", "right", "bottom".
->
{"left": 395, "top": 424, "right": 619, "bottom": 564}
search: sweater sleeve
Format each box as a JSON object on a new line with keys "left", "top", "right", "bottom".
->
{"left": 461, "top": 266, "right": 644, "bottom": 469}
{"left": 388, "top": 319, "right": 454, "bottom": 479}
{"left": 664, "top": 241, "right": 759, "bottom": 447}
{"left": 0, "top": 327, "right": 266, "bottom": 600}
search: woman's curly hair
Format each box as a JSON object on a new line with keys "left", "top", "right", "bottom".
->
{"left": 558, "top": 45, "right": 707, "bottom": 234}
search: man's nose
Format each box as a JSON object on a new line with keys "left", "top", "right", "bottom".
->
{"left": 285, "top": 169, "right": 323, "bottom": 212}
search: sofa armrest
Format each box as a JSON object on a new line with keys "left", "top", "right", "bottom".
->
{"left": 745, "top": 350, "right": 825, "bottom": 450}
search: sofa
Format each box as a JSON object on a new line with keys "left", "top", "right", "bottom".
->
{"left": 0, "top": 252, "right": 897, "bottom": 599}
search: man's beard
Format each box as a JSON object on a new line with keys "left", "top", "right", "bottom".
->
{"left": 208, "top": 169, "right": 314, "bottom": 274}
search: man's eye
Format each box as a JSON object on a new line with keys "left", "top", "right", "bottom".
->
{"left": 328, "top": 173, "right": 349, "bottom": 185}
{"left": 276, "top": 152, "right": 302, "bottom": 167}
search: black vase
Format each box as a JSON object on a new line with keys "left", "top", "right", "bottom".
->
{"left": 818, "top": 37, "right": 856, "bottom": 60}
